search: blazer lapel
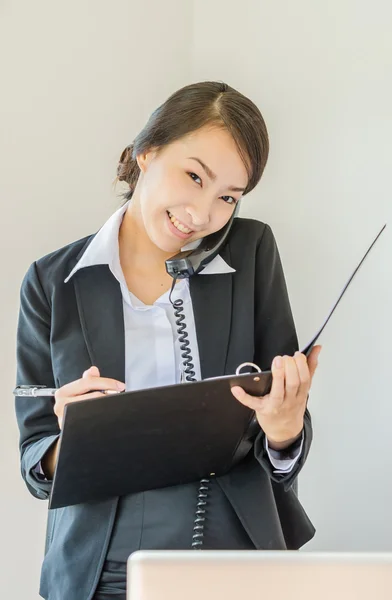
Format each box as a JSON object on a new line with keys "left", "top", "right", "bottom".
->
{"left": 69, "top": 235, "right": 234, "bottom": 383}
{"left": 189, "top": 270, "right": 233, "bottom": 380}
{"left": 73, "top": 264, "right": 126, "bottom": 383}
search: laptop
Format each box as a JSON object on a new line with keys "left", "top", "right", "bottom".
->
{"left": 127, "top": 550, "right": 392, "bottom": 600}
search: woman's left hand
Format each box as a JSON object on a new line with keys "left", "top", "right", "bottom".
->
{"left": 231, "top": 345, "right": 322, "bottom": 450}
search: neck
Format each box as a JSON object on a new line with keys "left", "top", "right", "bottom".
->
{"left": 118, "top": 200, "right": 172, "bottom": 275}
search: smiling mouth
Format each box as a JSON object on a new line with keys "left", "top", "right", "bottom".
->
{"left": 167, "top": 211, "right": 193, "bottom": 234}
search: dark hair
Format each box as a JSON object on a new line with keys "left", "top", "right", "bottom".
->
{"left": 117, "top": 81, "right": 269, "bottom": 200}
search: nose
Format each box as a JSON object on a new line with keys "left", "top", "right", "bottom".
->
{"left": 185, "top": 201, "right": 211, "bottom": 229}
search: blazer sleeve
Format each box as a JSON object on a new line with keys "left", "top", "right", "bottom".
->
{"left": 15, "top": 262, "right": 60, "bottom": 500}
{"left": 252, "top": 224, "right": 313, "bottom": 490}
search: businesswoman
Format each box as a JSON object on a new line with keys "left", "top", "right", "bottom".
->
{"left": 15, "top": 81, "right": 321, "bottom": 600}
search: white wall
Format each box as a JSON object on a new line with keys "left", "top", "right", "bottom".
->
{"left": 0, "top": 1, "right": 191, "bottom": 597}
{"left": 1, "top": 2, "right": 392, "bottom": 598}
{"left": 192, "top": 1, "right": 392, "bottom": 549}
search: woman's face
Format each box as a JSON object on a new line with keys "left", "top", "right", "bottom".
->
{"left": 133, "top": 126, "right": 249, "bottom": 254}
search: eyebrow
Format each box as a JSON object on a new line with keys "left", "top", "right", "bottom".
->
{"left": 188, "top": 157, "right": 246, "bottom": 193}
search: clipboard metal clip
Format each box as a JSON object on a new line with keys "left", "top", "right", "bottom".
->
{"left": 235, "top": 362, "right": 262, "bottom": 380}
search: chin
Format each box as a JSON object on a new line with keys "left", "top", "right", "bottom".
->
{"left": 160, "top": 243, "right": 181, "bottom": 255}
{"left": 150, "top": 231, "right": 182, "bottom": 255}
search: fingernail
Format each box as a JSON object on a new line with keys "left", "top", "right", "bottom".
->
{"left": 106, "top": 390, "right": 121, "bottom": 395}
{"left": 274, "top": 356, "right": 283, "bottom": 369}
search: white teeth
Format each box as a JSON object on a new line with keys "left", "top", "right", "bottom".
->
{"left": 168, "top": 212, "right": 192, "bottom": 234}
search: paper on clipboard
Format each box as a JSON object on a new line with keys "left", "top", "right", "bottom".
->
{"left": 301, "top": 224, "right": 386, "bottom": 356}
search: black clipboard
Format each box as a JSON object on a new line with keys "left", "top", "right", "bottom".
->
{"left": 49, "top": 224, "right": 386, "bottom": 509}
{"left": 49, "top": 369, "right": 267, "bottom": 509}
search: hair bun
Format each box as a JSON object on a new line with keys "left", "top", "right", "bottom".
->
{"left": 117, "top": 145, "right": 134, "bottom": 182}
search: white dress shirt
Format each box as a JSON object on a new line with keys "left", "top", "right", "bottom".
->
{"left": 63, "top": 202, "right": 303, "bottom": 473}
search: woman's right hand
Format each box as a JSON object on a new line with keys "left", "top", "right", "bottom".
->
{"left": 54, "top": 366, "right": 126, "bottom": 429}
{"left": 41, "top": 367, "right": 125, "bottom": 480}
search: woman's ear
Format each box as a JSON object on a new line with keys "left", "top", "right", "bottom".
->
{"left": 136, "top": 149, "right": 157, "bottom": 173}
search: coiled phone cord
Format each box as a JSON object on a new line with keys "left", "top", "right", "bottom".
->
{"left": 171, "top": 296, "right": 196, "bottom": 382}
{"left": 169, "top": 279, "right": 211, "bottom": 549}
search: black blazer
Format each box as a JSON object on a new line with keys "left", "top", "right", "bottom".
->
{"left": 15, "top": 217, "right": 315, "bottom": 600}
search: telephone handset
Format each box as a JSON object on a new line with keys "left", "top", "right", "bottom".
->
{"left": 166, "top": 204, "right": 240, "bottom": 549}
{"left": 165, "top": 203, "right": 240, "bottom": 278}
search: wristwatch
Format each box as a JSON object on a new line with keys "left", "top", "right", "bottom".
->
{"left": 267, "top": 431, "right": 303, "bottom": 460}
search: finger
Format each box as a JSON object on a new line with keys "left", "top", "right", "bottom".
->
{"left": 231, "top": 386, "right": 264, "bottom": 411}
{"left": 83, "top": 366, "right": 100, "bottom": 378}
{"left": 293, "top": 351, "right": 311, "bottom": 397}
{"left": 55, "top": 390, "right": 106, "bottom": 410}
{"left": 55, "top": 391, "right": 107, "bottom": 428}
{"left": 283, "top": 355, "right": 301, "bottom": 399}
{"left": 269, "top": 356, "right": 285, "bottom": 405}
{"left": 71, "top": 391, "right": 107, "bottom": 402}
{"left": 75, "top": 377, "right": 125, "bottom": 395}
{"left": 58, "top": 376, "right": 125, "bottom": 398}
{"left": 307, "top": 345, "right": 322, "bottom": 380}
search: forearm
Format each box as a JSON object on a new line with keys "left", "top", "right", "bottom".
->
{"left": 267, "top": 429, "right": 302, "bottom": 451}
{"left": 254, "top": 409, "right": 312, "bottom": 488}
{"left": 41, "top": 438, "right": 60, "bottom": 480}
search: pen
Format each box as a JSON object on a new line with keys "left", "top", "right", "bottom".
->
{"left": 13, "top": 385, "right": 122, "bottom": 397}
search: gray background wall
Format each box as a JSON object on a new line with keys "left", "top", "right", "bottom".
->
{"left": 1, "top": 1, "right": 391, "bottom": 597}
{"left": 191, "top": 0, "right": 392, "bottom": 551}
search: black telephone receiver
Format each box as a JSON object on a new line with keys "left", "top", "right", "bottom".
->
{"left": 165, "top": 203, "right": 240, "bottom": 279}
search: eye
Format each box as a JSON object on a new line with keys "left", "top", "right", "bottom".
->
{"left": 221, "top": 195, "right": 237, "bottom": 205}
{"left": 188, "top": 172, "right": 202, "bottom": 186}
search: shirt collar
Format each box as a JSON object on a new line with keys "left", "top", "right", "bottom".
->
{"left": 64, "top": 202, "right": 236, "bottom": 283}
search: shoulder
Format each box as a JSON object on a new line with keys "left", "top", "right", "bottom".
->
{"left": 229, "top": 217, "right": 274, "bottom": 245}
{"left": 226, "top": 217, "right": 276, "bottom": 265}
{"left": 21, "top": 234, "right": 95, "bottom": 292}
